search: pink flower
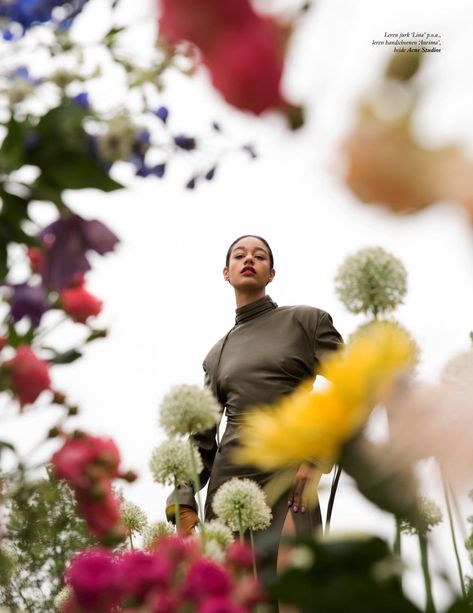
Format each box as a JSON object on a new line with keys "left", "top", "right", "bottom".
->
{"left": 118, "top": 550, "right": 172, "bottom": 603}
{"left": 60, "top": 286, "right": 102, "bottom": 323}
{"left": 225, "top": 542, "right": 253, "bottom": 571}
{"left": 67, "top": 547, "right": 121, "bottom": 611}
{"left": 3, "top": 345, "right": 51, "bottom": 408}
{"left": 76, "top": 485, "right": 124, "bottom": 539}
{"left": 203, "top": 18, "right": 286, "bottom": 115}
{"left": 52, "top": 434, "right": 121, "bottom": 489}
{"left": 0, "top": 337, "right": 7, "bottom": 350}
{"left": 234, "top": 576, "right": 266, "bottom": 610}
{"left": 27, "top": 247, "right": 44, "bottom": 274}
{"left": 148, "top": 591, "right": 182, "bottom": 612}
{"left": 184, "top": 558, "right": 232, "bottom": 602}
{"left": 156, "top": 534, "right": 200, "bottom": 570}
{"left": 198, "top": 596, "right": 246, "bottom": 613}
{"left": 158, "top": 0, "right": 292, "bottom": 116}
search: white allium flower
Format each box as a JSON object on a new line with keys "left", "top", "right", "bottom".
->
{"left": 200, "top": 520, "right": 234, "bottom": 551}
{"left": 142, "top": 520, "right": 175, "bottom": 549}
{"left": 400, "top": 496, "right": 443, "bottom": 536}
{"left": 212, "top": 478, "right": 272, "bottom": 533}
{"left": 335, "top": 247, "right": 407, "bottom": 317}
{"left": 441, "top": 348, "right": 473, "bottom": 394}
{"left": 202, "top": 538, "right": 225, "bottom": 563}
{"left": 54, "top": 585, "right": 73, "bottom": 610}
{"left": 159, "top": 384, "right": 221, "bottom": 437}
{"left": 149, "top": 439, "right": 203, "bottom": 487}
{"left": 121, "top": 500, "right": 148, "bottom": 535}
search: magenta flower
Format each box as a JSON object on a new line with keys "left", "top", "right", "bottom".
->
{"left": 67, "top": 547, "right": 121, "bottom": 611}
{"left": 118, "top": 550, "right": 172, "bottom": 603}
{"left": 198, "top": 596, "right": 246, "bottom": 613}
{"left": 39, "top": 214, "right": 119, "bottom": 290}
{"left": 10, "top": 283, "right": 48, "bottom": 326}
{"left": 183, "top": 558, "right": 232, "bottom": 602}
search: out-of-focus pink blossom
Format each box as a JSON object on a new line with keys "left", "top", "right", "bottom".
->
{"left": 60, "top": 286, "right": 103, "bottom": 323}
{"left": 52, "top": 434, "right": 121, "bottom": 489}
{"left": 76, "top": 485, "right": 124, "bottom": 539}
{"left": 183, "top": 558, "right": 232, "bottom": 601}
{"left": 67, "top": 547, "right": 121, "bottom": 611}
{"left": 118, "top": 550, "right": 172, "bottom": 603}
{"left": 198, "top": 596, "right": 247, "bottom": 613}
{"left": 3, "top": 345, "right": 51, "bottom": 408}
{"left": 27, "top": 247, "right": 44, "bottom": 274}
{"left": 225, "top": 541, "right": 253, "bottom": 571}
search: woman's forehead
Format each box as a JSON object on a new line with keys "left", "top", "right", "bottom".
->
{"left": 232, "top": 238, "right": 268, "bottom": 253}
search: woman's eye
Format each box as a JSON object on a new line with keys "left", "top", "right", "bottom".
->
{"left": 256, "top": 256, "right": 265, "bottom": 260}
{"left": 234, "top": 255, "right": 244, "bottom": 259}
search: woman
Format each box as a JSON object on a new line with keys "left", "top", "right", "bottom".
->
{"left": 166, "top": 235, "right": 343, "bottom": 577}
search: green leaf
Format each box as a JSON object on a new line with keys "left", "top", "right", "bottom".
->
{"left": 0, "top": 117, "right": 26, "bottom": 172}
{"left": 48, "top": 349, "right": 82, "bottom": 365}
{"left": 6, "top": 324, "right": 35, "bottom": 349}
{"left": 44, "top": 153, "right": 122, "bottom": 191}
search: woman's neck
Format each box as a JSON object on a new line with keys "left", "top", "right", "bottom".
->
{"left": 234, "top": 289, "right": 266, "bottom": 308}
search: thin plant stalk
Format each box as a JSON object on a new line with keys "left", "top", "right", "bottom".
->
{"left": 174, "top": 480, "right": 181, "bottom": 533}
{"left": 393, "top": 516, "right": 403, "bottom": 592}
{"left": 441, "top": 470, "right": 466, "bottom": 598}
{"left": 449, "top": 481, "right": 468, "bottom": 542}
{"left": 238, "top": 507, "right": 244, "bottom": 543}
{"left": 249, "top": 529, "right": 258, "bottom": 580}
{"left": 128, "top": 532, "right": 134, "bottom": 551}
{"left": 188, "top": 440, "right": 205, "bottom": 539}
{"left": 418, "top": 532, "right": 436, "bottom": 613}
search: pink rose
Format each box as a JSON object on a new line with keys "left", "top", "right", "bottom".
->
{"left": 60, "top": 286, "right": 102, "bottom": 323}
{"left": 3, "top": 345, "right": 51, "bottom": 408}
{"left": 118, "top": 550, "right": 172, "bottom": 603}
{"left": 225, "top": 542, "right": 253, "bottom": 571}
{"left": 183, "top": 558, "right": 232, "bottom": 602}
{"left": 76, "top": 485, "right": 123, "bottom": 539}
{"left": 67, "top": 547, "right": 121, "bottom": 611}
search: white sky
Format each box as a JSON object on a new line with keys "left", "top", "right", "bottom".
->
{"left": 3, "top": 0, "right": 473, "bottom": 608}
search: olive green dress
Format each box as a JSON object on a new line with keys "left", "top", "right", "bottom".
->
{"left": 167, "top": 295, "right": 343, "bottom": 574}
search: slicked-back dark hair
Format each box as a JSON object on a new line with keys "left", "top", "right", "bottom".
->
{"left": 225, "top": 235, "right": 274, "bottom": 269}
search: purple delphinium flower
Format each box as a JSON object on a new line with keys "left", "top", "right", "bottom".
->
{"left": 135, "top": 163, "right": 166, "bottom": 179}
{"left": 174, "top": 135, "right": 196, "bottom": 151}
{"left": 0, "top": 0, "right": 90, "bottom": 34}
{"left": 154, "top": 106, "right": 169, "bottom": 124}
{"left": 39, "top": 214, "right": 119, "bottom": 290}
{"left": 10, "top": 283, "right": 49, "bottom": 326}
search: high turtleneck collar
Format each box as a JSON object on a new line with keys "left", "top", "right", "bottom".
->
{"left": 235, "top": 295, "right": 278, "bottom": 325}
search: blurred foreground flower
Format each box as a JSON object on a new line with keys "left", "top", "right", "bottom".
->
{"left": 158, "top": 384, "right": 221, "bottom": 436}
{"left": 343, "top": 106, "right": 473, "bottom": 223}
{"left": 0, "top": 0, "right": 91, "bottom": 36}
{"left": 158, "top": 0, "right": 301, "bottom": 124}
{"left": 335, "top": 247, "right": 407, "bottom": 318}
{"left": 236, "top": 322, "right": 416, "bottom": 470}
{"left": 2, "top": 344, "right": 51, "bottom": 408}
{"left": 60, "top": 285, "right": 103, "bottom": 324}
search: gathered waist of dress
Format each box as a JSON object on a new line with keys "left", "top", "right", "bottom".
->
{"left": 224, "top": 411, "right": 247, "bottom": 426}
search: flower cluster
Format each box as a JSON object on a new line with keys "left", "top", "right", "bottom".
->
{"left": 142, "top": 521, "right": 175, "bottom": 550}
{"left": 159, "top": 384, "right": 221, "bottom": 437}
{"left": 121, "top": 500, "right": 148, "bottom": 539}
{"left": 52, "top": 433, "right": 134, "bottom": 541}
{"left": 149, "top": 439, "right": 203, "bottom": 487}
{"left": 0, "top": 0, "right": 90, "bottom": 37}
{"left": 212, "top": 478, "right": 272, "bottom": 534}
{"left": 335, "top": 246, "right": 407, "bottom": 318}
{"left": 158, "top": 0, "right": 298, "bottom": 120}
{"left": 236, "top": 321, "right": 417, "bottom": 470}
{"left": 1, "top": 345, "right": 51, "bottom": 409}
{"left": 60, "top": 534, "right": 264, "bottom": 612}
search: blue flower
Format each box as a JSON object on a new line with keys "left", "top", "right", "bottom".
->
{"left": 135, "top": 163, "right": 166, "bottom": 178}
{"left": 0, "top": 0, "right": 90, "bottom": 35}
{"left": 39, "top": 214, "right": 119, "bottom": 290}
{"left": 174, "top": 135, "right": 196, "bottom": 151}
{"left": 10, "top": 283, "right": 48, "bottom": 326}
{"left": 72, "top": 92, "right": 89, "bottom": 109}
{"left": 154, "top": 106, "right": 169, "bottom": 124}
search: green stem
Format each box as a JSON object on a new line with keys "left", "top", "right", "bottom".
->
{"left": 238, "top": 507, "right": 244, "bottom": 543}
{"left": 249, "top": 529, "right": 258, "bottom": 580}
{"left": 418, "top": 532, "right": 436, "bottom": 613}
{"left": 188, "top": 440, "right": 205, "bottom": 540}
{"left": 441, "top": 471, "right": 466, "bottom": 598}
{"left": 128, "top": 531, "right": 134, "bottom": 551}
{"left": 174, "top": 480, "right": 181, "bottom": 533}
{"left": 394, "top": 516, "right": 403, "bottom": 592}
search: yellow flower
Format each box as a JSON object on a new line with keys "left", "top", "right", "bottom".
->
{"left": 235, "top": 322, "right": 416, "bottom": 470}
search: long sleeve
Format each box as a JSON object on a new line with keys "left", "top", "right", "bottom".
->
{"left": 313, "top": 311, "right": 344, "bottom": 370}
{"left": 165, "top": 363, "right": 223, "bottom": 521}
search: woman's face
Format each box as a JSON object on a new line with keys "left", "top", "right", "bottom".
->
{"left": 223, "top": 236, "right": 275, "bottom": 289}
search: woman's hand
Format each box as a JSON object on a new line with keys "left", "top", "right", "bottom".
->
{"left": 288, "top": 462, "right": 322, "bottom": 513}
{"left": 179, "top": 505, "right": 199, "bottom": 535}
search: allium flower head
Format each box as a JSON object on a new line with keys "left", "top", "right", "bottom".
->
{"left": 142, "top": 520, "right": 175, "bottom": 549}
{"left": 121, "top": 500, "right": 148, "bottom": 536}
{"left": 335, "top": 246, "right": 407, "bottom": 318}
{"left": 201, "top": 520, "right": 234, "bottom": 551}
{"left": 212, "top": 478, "right": 272, "bottom": 533}
{"left": 441, "top": 348, "right": 473, "bottom": 395}
{"left": 149, "top": 439, "right": 203, "bottom": 486}
{"left": 53, "top": 585, "right": 73, "bottom": 611}
{"left": 159, "top": 384, "right": 221, "bottom": 436}
{"left": 400, "top": 496, "right": 443, "bottom": 536}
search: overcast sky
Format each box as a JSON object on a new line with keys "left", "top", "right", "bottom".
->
{"left": 3, "top": 0, "right": 473, "bottom": 607}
